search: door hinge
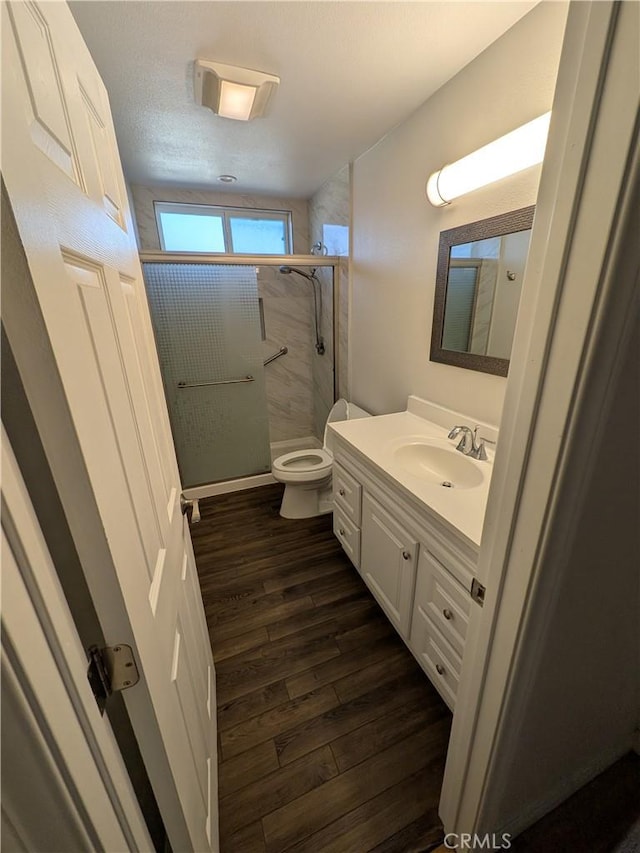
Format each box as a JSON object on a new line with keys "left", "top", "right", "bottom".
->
{"left": 471, "top": 578, "right": 486, "bottom": 607}
{"left": 87, "top": 644, "right": 140, "bottom": 715}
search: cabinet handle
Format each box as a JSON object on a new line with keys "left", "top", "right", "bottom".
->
{"left": 402, "top": 551, "right": 411, "bottom": 560}
{"left": 339, "top": 528, "right": 345, "bottom": 536}
{"left": 443, "top": 608, "right": 453, "bottom": 620}
{"left": 338, "top": 488, "right": 345, "bottom": 496}
{"left": 435, "top": 664, "right": 445, "bottom": 676}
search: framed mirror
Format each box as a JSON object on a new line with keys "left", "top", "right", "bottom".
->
{"left": 430, "top": 206, "right": 535, "bottom": 377}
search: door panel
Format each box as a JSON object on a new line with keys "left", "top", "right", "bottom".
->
{"left": 2, "top": 3, "right": 218, "bottom": 849}
{"left": 8, "top": 1, "right": 81, "bottom": 183}
{"left": 119, "top": 276, "right": 174, "bottom": 507}
{"left": 62, "top": 256, "right": 165, "bottom": 580}
{"left": 78, "top": 80, "right": 126, "bottom": 226}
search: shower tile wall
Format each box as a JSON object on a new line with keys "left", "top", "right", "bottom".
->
{"left": 130, "top": 184, "right": 310, "bottom": 252}
{"left": 470, "top": 260, "right": 499, "bottom": 355}
{"left": 311, "top": 266, "right": 335, "bottom": 439}
{"left": 309, "top": 165, "right": 350, "bottom": 436}
{"left": 258, "top": 267, "right": 314, "bottom": 442}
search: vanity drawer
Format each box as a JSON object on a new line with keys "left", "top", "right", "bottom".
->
{"left": 333, "top": 463, "right": 362, "bottom": 525}
{"left": 415, "top": 550, "right": 470, "bottom": 658}
{"left": 424, "top": 532, "right": 475, "bottom": 593}
{"left": 410, "top": 609, "right": 460, "bottom": 711}
{"left": 333, "top": 507, "right": 361, "bottom": 569}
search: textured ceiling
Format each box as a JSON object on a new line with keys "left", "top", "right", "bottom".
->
{"left": 69, "top": 1, "right": 538, "bottom": 199}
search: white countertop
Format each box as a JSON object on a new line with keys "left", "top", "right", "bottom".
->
{"left": 329, "top": 411, "right": 494, "bottom": 547}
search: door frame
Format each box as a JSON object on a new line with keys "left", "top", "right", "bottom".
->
{"left": 440, "top": 0, "right": 639, "bottom": 834}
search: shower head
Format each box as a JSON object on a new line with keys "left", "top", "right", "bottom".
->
{"left": 278, "top": 265, "right": 325, "bottom": 355}
{"left": 278, "top": 265, "right": 315, "bottom": 282}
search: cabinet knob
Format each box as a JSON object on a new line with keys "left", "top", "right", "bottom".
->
{"left": 402, "top": 551, "right": 411, "bottom": 560}
{"left": 435, "top": 664, "right": 445, "bottom": 676}
{"left": 443, "top": 608, "right": 453, "bottom": 621}
{"left": 339, "top": 528, "right": 345, "bottom": 536}
{"left": 338, "top": 488, "right": 345, "bottom": 496}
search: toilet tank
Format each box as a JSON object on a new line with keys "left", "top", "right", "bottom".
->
{"left": 324, "top": 399, "right": 371, "bottom": 454}
{"left": 347, "top": 402, "right": 370, "bottom": 421}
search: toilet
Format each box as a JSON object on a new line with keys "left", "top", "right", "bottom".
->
{"left": 272, "top": 399, "right": 370, "bottom": 519}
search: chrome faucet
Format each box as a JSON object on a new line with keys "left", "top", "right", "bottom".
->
{"left": 448, "top": 425, "right": 488, "bottom": 461}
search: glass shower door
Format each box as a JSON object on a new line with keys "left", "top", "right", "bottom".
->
{"left": 142, "top": 263, "right": 271, "bottom": 487}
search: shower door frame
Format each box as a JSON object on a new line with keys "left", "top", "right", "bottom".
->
{"left": 139, "top": 253, "right": 342, "bottom": 496}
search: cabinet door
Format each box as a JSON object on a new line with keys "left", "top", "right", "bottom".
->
{"left": 360, "top": 493, "right": 418, "bottom": 638}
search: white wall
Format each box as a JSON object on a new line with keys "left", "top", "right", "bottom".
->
{"left": 351, "top": 2, "right": 568, "bottom": 425}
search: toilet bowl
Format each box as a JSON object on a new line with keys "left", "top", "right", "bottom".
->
{"left": 272, "top": 399, "right": 370, "bottom": 519}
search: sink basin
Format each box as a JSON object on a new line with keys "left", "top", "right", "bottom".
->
{"left": 392, "top": 442, "right": 484, "bottom": 489}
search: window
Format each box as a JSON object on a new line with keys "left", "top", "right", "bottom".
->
{"left": 155, "top": 202, "right": 292, "bottom": 254}
{"left": 322, "top": 223, "right": 349, "bottom": 256}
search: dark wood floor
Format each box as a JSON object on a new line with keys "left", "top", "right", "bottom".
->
{"left": 191, "top": 483, "right": 451, "bottom": 853}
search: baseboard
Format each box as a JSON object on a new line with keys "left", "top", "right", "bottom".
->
{"left": 183, "top": 435, "right": 322, "bottom": 499}
{"left": 496, "top": 741, "right": 632, "bottom": 840}
{"left": 183, "top": 473, "right": 276, "bottom": 499}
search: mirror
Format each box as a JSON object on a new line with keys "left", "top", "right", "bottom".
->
{"left": 430, "top": 206, "right": 534, "bottom": 377}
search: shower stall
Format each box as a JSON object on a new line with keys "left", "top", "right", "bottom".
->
{"left": 140, "top": 254, "right": 339, "bottom": 491}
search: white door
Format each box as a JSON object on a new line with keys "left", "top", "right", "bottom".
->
{"left": 1, "top": 3, "right": 217, "bottom": 850}
{"left": 2, "top": 431, "right": 153, "bottom": 852}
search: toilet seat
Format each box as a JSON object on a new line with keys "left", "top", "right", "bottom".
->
{"left": 271, "top": 399, "right": 369, "bottom": 516}
{"left": 272, "top": 448, "right": 333, "bottom": 483}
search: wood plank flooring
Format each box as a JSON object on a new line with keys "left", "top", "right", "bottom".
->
{"left": 191, "top": 483, "right": 451, "bottom": 853}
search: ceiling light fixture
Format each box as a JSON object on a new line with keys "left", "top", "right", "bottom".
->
{"left": 426, "top": 112, "right": 552, "bottom": 206}
{"left": 194, "top": 59, "right": 280, "bottom": 122}
{"left": 218, "top": 174, "right": 237, "bottom": 183}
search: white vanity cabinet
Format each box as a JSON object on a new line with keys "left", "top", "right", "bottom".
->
{"left": 360, "top": 492, "right": 418, "bottom": 639}
{"left": 332, "top": 443, "right": 479, "bottom": 711}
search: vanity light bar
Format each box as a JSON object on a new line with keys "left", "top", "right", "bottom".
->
{"left": 426, "top": 112, "right": 552, "bottom": 207}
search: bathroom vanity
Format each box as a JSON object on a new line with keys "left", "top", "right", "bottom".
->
{"left": 329, "top": 396, "right": 497, "bottom": 710}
